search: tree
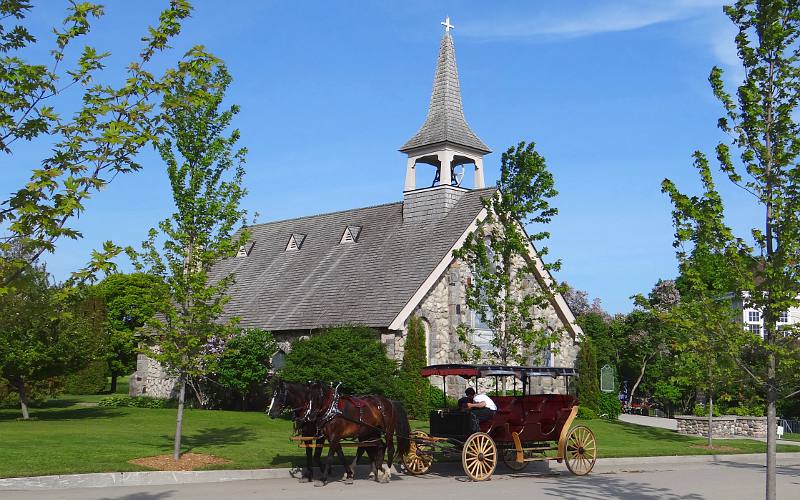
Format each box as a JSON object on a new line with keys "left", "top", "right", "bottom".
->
{"left": 216, "top": 328, "right": 277, "bottom": 410}
{"left": 0, "top": 1, "right": 192, "bottom": 293}
{"left": 662, "top": 168, "right": 746, "bottom": 446}
{"left": 454, "top": 141, "right": 562, "bottom": 367}
{"left": 131, "top": 50, "right": 248, "bottom": 460}
{"left": 623, "top": 306, "right": 671, "bottom": 406}
{"left": 661, "top": 2, "right": 800, "bottom": 496}
{"left": 576, "top": 338, "right": 600, "bottom": 412}
{"left": 280, "top": 326, "right": 398, "bottom": 397}
{"left": 0, "top": 263, "right": 102, "bottom": 418}
{"left": 399, "top": 316, "right": 429, "bottom": 419}
{"left": 94, "top": 273, "right": 166, "bottom": 393}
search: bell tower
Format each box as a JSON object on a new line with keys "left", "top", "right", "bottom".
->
{"left": 400, "top": 17, "right": 490, "bottom": 222}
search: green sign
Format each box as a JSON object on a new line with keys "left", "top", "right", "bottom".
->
{"left": 600, "top": 364, "right": 615, "bottom": 393}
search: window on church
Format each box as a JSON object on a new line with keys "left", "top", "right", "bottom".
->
{"left": 237, "top": 241, "right": 255, "bottom": 257}
{"left": 779, "top": 310, "right": 789, "bottom": 323}
{"left": 340, "top": 225, "right": 362, "bottom": 244}
{"left": 285, "top": 233, "right": 306, "bottom": 251}
{"left": 747, "top": 324, "right": 761, "bottom": 336}
{"left": 748, "top": 310, "right": 760, "bottom": 323}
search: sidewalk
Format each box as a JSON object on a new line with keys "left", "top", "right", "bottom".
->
{"left": 3, "top": 453, "right": 800, "bottom": 491}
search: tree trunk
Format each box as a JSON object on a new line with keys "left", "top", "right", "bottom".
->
{"left": 110, "top": 373, "right": 118, "bottom": 394}
{"left": 707, "top": 392, "right": 713, "bottom": 448}
{"left": 766, "top": 350, "right": 777, "bottom": 500}
{"left": 173, "top": 375, "right": 186, "bottom": 460}
{"left": 628, "top": 358, "right": 648, "bottom": 405}
{"left": 16, "top": 379, "right": 30, "bottom": 420}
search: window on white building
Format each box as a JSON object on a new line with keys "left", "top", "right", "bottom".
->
{"left": 779, "top": 311, "right": 789, "bottom": 323}
{"left": 747, "top": 324, "right": 761, "bottom": 336}
{"left": 748, "top": 310, "right": 761, "bottom": 323}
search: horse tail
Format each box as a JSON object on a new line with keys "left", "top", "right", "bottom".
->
{"left": 392, "top": 400, "right": 411, "bottom": 459}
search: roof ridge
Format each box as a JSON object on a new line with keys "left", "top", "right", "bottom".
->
{"left": 246, "top": 200, "right": 403, "bottom": 229}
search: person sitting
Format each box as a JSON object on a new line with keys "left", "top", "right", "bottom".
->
{"left": 464, "top": 388, "right": 497, "bottom": 430}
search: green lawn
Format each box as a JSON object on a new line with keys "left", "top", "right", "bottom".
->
{"left": 784, "top": 432, "right": 800, "bottom": 442}
{"left": 0, "top": 400, "right": 796, "bottom": 478}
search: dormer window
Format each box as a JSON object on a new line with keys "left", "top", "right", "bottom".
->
{"left": 285, "top": 233, "right": 306, "bottom": 251}
{"left": 340, "top": 225, "right": 362, "bottom": 244}
{"left": 237, "top": 241, "right": 255, "bottom": 257}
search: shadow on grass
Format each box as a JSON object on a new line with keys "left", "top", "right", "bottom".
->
{"left": 162, "top": 426, "right": 257, "bottom": 453}
{"left": 0, "top": 407, "right": 123, "bottom": 422}
{"left": 99, "top": 492, "right": 176, "bottom": 500}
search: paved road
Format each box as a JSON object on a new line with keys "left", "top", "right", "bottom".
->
{"left": 6, "top": 458, "right": 800, "bottom": 500}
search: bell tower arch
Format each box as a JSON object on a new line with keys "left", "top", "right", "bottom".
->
{"left": 400, "top": 17, "right": 490, "bottom": 221}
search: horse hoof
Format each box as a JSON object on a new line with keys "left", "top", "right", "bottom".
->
{"left": 380, "top": 474, "right": 390, "bottom": 484}
{"left": 313, "top": 480, "right": 325, "bottom": 487}
{"left": 344, "top": 477, "right": 354, "bottom": 485}
{"left": 298, "top": 477, "right": 311, "bottom": 483}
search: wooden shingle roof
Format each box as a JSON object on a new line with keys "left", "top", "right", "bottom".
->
{"left": 211, "top": 188, "right": 495, "bottom": 331}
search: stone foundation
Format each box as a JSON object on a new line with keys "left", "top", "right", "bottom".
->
{"left": 675, "top": 415, "right": 767, "bottom": 438}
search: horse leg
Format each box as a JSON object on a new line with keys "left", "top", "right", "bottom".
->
{"left": 351, "top": 446, "right": 366, "bottom": 475}
{"left": 336, "top": 445, "right": 353, "bottom": 485}
{"left": 299, "top": 445, "right": 313, "bottom": 483}
{"left": 313, "top": 439, "right": 324, "bottom": 478}
{"left": 315, "top": 437, "right": 338, "bottom": 487}
{"left": 383, "top": 432, "right": 395, "bottom": 482}
{"left": 373, "top": 440, "right": 387, "bottom": 483}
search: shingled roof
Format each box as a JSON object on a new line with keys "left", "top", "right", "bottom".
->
{"left": 400, "top": 32, "right": 490, "bottom": 154}
{"left": 211, "top": 188, "right": 495, "bottom": 331}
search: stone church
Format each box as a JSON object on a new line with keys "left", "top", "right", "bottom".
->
{"left": 131, "top": 21, "right": 582, "bottom": 399}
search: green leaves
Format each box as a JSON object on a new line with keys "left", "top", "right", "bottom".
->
{"left": 1, "top": 1, "right": 192, "bottom": 292}
{"left": 129, "top": 50, "right": 248, "bottom": 382}
{"left": 454, "top": 140, "right": 563, "bottom": 365}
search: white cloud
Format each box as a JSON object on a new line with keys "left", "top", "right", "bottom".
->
{"left": 459, "top": 0, "right": 726, "bottom": 41}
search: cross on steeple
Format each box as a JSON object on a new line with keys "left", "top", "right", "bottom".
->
{"left": 441, "top": 16, "right": 453, "bottom": 33}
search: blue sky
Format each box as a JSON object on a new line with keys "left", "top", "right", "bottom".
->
{"left": 4, "top": 1, "right": 762, "bottom": 314}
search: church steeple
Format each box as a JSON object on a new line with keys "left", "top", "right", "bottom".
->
{"left": 400, "top": 17, "right": 490, "bottom": 193}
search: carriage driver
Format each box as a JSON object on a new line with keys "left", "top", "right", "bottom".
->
{"left": 464, "top": 387, "right": 497, "bottom": 427}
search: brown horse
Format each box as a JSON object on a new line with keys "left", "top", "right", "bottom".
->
{"left": 267, "top": 380, "right": 329, "bottom": 483}
{"left": 309, "top": 383, "right": 411, "bottom": 486}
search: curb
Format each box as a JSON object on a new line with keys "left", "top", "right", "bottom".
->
{"left": 3, "top": 453, "right": 800, "bottom": 491}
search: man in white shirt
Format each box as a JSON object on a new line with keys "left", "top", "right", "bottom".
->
{"left": 464, "top": 387, "right": 497, "bottom": 429}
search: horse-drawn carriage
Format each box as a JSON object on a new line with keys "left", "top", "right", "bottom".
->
{"left": 269, "top": 363, "right": 596, "bottom": 485}
{"left": 402, "top": 364, "right": 597, "bottom": 481}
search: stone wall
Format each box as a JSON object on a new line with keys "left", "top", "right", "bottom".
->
{"left": 129, "top": 353, "right": 178, "bottom": 399}
{"left": 676, "top": 415, "right": 767, "bottom": 438}
{"left": 392, "top": 258, "right": 579, "bottom": 399}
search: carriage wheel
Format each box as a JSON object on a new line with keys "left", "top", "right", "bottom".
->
{"left": 403, "top": 431, "right": 433, "bottom": 475}
{"left": 564, "top": 425, "right": 597, "bottom": 476}
{"left": 501, "top": 448, "right": 528, "bottom": 471}
{"left": 462, "top": 432, "right": 497, "bottom": 481}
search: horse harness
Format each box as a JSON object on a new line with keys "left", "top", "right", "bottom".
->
{"left": 313, "top": 383, "right": 387, "bottom": 437}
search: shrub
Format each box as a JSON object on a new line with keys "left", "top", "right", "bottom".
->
{"left": 97, "top": 395, "right": 171, "bottom": 408}
{"left": 576, "top": 338, "right": 600, "bottom": 411}
{"left": 577, "top": 406, "right": 598, "bottom": 419}
{"left": 598, "top": 391, "right": 621, "bottom": 419}
{"left": 726, "top": 404, "right": 766, "bottom": 417}
{"left": 280, "top": 325, "right": 398, "bottom": 396}
{"left": 63, "top": 360, "right": 108, "bottom": 395}
{"left": 692, "top": 403, "right": 721, "bottom": 417}
{"left": 0, "top": 378, "right": 63, "bottom": 407}
{"left": 426, "top": 384, "right": 456, "bottom": 410}
{"left": 398, "top": 316, "right": 429, "bottom": 419}
{"left": 214, "top": 328, "right": 277, "bottom": 410}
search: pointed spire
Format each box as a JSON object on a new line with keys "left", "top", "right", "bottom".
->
{"left": 400, "top": 24, "right": 490, "bottom": 154}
